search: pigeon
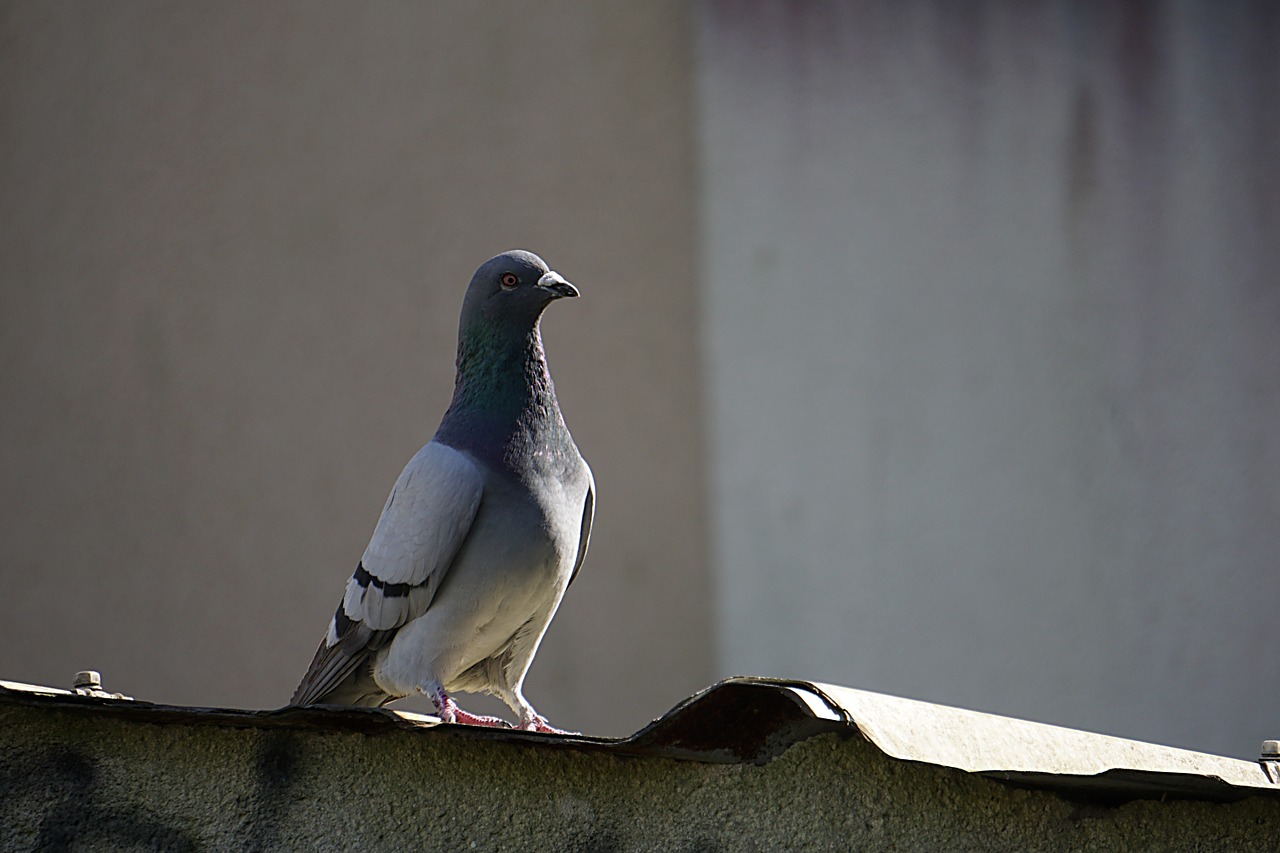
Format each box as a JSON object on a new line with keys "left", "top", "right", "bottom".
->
{"left": 291, "top": 250, "right": 594, "bottom": 733}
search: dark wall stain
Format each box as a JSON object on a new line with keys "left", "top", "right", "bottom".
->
{"left": 0, "top": 733, "right": 310, "bottom": 852}
{"left": 237, "top": 732, "right": 301, "bottom": 852}
{"left": 0, "top": 747, "right": 199, "bottom": 852}
{"left": 1064, "top": 84, "right": 1098, "bottom": 268}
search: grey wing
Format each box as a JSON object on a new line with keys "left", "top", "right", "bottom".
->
{"left": 291, "top": 441, "right": 485, "bottom": 705}
{"left": 567, "top": 464, "right": 595, "bottom": 589}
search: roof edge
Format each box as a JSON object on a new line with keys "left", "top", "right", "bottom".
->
{"left": 3, "top": 675, "right": 1274, "bottom": 803}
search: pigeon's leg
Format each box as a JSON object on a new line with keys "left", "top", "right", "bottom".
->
{"left": 521, "top": 711, "right": 576, "bottom": 735}
{"left": 506, "top": 691, "right": 578, "bottom": 735}
{"left": 423, "top": 682, "right": 510, "bottom": 728}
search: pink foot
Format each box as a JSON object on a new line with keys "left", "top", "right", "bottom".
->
{"left": 523, "top": 714, "right": 578, "bottom": 735}
{"left": 430, "top": 688, "right": 511, "bottom": 728}
{"left": 451, "top": 707, "right": 513, "bottom": 728}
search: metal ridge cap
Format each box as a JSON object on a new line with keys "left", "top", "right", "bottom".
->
{"left": 798, "top": 679, "right": 1277, "bottom": 798}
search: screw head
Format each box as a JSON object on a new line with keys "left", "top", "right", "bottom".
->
{"left": 1262, "top": 740, "right": 1280, "bottom": 758}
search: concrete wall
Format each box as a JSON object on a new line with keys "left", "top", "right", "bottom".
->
{"left": 698, "top": 0, "right": 1280, "bottom": 758}
{"left": 0, "top": 2, "right": 708, "bottom": 736}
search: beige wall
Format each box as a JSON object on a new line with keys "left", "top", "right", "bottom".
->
{"left": 698, "top": 1, "right": 1280, "bottom": 758}
{"left": 0, "top": 2, "right": 708, "bottom": 736}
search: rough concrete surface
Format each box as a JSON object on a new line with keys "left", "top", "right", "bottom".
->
{"left": 2, "top": 697, "right": 1277, "bottom": 852}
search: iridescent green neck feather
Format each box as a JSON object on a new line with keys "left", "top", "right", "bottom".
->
{"left": 434, "top": 316, "right": 571, "bottom": 469}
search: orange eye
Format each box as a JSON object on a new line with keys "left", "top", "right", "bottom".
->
{"left": 500, "top": 272, "right": 519, "bottom": 288}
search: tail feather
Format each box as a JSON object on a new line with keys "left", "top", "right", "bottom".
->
{"left": 291, "top": 613, "right": 393, "bottom": 706}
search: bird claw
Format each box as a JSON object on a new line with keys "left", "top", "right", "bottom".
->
{"left": 451, "top": 708, "right": 514, "bottom": 728}
{"left": 522, "top": 714, "right": 578, "bottom": 735}
{"left": 428, "top": 685, "right": 572, "bottom": 733}
{"left": 431, "top": 690, "right": 512, "bottom": 728}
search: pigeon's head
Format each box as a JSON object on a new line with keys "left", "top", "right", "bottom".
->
{"left": 462, "top": 250, "right": 579, "bottom": 328}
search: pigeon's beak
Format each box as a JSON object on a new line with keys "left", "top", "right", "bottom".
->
{"left": 538, "top": 270, "right": 579, "bottom": 299}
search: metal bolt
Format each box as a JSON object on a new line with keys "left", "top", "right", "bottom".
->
{"left": 73, "top": 670, "right": 102, "bottom": 691}
{"left": 1261, "top": 740, "right": 1280, "bottom": 784}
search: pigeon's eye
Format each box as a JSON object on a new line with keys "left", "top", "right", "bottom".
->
{"left": 500, "top": 272, "right": 519, "bottom": 289}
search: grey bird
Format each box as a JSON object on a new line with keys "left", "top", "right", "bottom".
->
{"left": 291, "top": 250, "right": 594, "bottom": 733}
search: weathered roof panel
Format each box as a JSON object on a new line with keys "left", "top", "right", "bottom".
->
{"left": 2, "top": 675, "right": 1274, "bottom": 804}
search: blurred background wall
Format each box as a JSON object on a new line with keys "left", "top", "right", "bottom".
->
{"left": 0, "top": 1, "right": 708, "bottom": 736}
{"left": 2, "top": 2, "right": 1276, "bottom": 756}
{"left": 699, "top": 1, "right": 1280, "bottom": 758}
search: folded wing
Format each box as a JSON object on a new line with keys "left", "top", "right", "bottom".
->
{"left": 291, "top": 441, "right": 484, "bottom": 705}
